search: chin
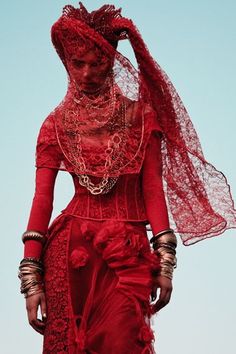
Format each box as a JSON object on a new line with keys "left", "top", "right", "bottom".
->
{"left": 82, "top": 85, "right": 102, "bottom": 94}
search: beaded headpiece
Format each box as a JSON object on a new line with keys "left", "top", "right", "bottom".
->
{"left": 62, "top": 2, "right": 128, "bottom": 45}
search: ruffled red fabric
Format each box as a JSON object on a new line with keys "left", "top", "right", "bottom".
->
{"left": 42, "top": 215, "right": 159, "bottom": 353}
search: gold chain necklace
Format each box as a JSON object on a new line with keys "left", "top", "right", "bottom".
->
{"left": 75, "top": 102, "right": 126, "bottom": 194}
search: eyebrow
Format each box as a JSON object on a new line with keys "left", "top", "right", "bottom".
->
{"left": 72, "top": 58, "right": 84, "bottom": 62}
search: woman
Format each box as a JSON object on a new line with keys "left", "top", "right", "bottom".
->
{"left": 18, "top": 3, "right": 236, "bottom": 354}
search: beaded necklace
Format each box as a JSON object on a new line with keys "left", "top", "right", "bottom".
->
{"left": 61, "top": 82, "right": 128, "bottom": 194}
{"left": 73, "top": 76, "right": 118, "bottom": 130}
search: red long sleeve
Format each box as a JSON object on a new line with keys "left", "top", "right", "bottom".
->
{"left": 142, "top": 132, "right": 170, "bottom": 235}
{"left": 24, "top": 167, "right": 58, "bottom": 258}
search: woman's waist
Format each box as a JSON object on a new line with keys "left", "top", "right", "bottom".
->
{"left": 62, "top": 188, "right": 147, "bottom": 221}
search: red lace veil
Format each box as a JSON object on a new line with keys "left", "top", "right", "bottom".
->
{"left": 47, "top": 2, "right": 236, "bottom": 245}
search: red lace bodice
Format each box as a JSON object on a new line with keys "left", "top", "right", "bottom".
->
{"left": 24, "top": 128, "right": 169, "bottom": 258}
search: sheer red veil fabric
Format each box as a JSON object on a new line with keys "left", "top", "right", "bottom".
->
{"left": 41, "top": 4, "right": 236, "bottom": 245}
{"left": 45, "top": 2, "right": 236, "bottom": 245}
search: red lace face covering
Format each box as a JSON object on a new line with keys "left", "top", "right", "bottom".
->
{"left": 42, "top": 3, "right": 236, "bottom": 244}
{"left": 67, "top": 49, "right": 113, "bottom": 94}
{"left": 51, "top": 13, "right": 151, "bottom": 195}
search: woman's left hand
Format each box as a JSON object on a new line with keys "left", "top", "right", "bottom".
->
{"left": 151, "top": 275, "right": 173, "bottom": 313}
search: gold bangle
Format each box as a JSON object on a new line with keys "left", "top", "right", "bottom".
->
{"left": 150, "top": 228, "right": 174, "bottom": 243}
{"left": 24, "top": 286, "right": 44, "bottom": 298}
{"left": 154, "top": 246, "right": 177, "bottom": 280}
{"left": 20, "top": 257, "right": 43, "bottom": 266}
{"left": 153, "top": 242, "right": 176, "bottom": 252}
{"left": 154, "top": 237, "right": 177, "bottom": 250}
{"left": 22, "top": 231, "right": 46, "bottom": 245}
{"left": 18, "top": 257, "right": 44, "bottom": 296}
{"left": 158, "top": 233, "right": 177, "bottom": 244}
{"left": 160, "top": 269, "right": 173, "bottom": 280}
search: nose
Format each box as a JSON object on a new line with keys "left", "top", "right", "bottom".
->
{"left": 82, "top": 64, "right": 93, "bottom": 80}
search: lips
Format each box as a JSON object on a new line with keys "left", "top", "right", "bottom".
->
{"left": 81, "top": 82, "right": 101, "bottom": 93}
{"left": 82, "top": 82, "right": 98, "bottom": 87}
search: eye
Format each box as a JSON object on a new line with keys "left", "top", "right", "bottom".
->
{"left": 72, "top": 60, "right": 84, "bottom": 68}
{"left": 91, "top": 62, "right": 99, "bottom": 68}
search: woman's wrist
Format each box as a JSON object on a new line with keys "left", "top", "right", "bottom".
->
{"left": 22, "top": 230, "right": 46, "bottom": 258}
{"left": 18, "top": 257, "right": 44, "bottom": 298}
{"left": 150, "top": 229, "right": 177, "bottom": 280}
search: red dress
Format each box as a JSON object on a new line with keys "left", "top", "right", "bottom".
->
{"left": 23, "top": 3, "right": 236, "bottom": 352}
{"left": 24, "top": 104, "right": 170, "bottom": 353}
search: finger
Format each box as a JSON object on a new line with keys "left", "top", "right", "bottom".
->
{"left": 164, "top": 289, "right": 172, "bottom": 305}
{"left": 31, "top": 318, "right": 45, "bottom": 335}
{"left": 151, "top": 293, "right": 157, "bottom": 302}
{"left": 40, "top": 295, "right": 47, "bottom": 322}
{"left": 29, "top": 313, "right": 46, "bottom": 333}
{"left": 154, "top": 298, "right": 166, "bottom": 312}
{"left": 27, "top": 307, "right": 46, "bottom": 335}
{"left": 155, "top": 288, "right": 172, "bottom": 313}
{"left": 151, "top": 285, "right": 158, "bottom": 302}
{"left": 153, "top": 288, "right": 168, "bottom": 312}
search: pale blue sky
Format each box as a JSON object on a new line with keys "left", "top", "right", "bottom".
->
{"left": 1, "top": 1, "right": 236, "bottom": 353}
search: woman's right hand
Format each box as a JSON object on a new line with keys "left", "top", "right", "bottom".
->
{"left": 151, "top": 275, "right": 173, "bottom": 313}
{"left": 26, "top": 292, "right": 47, "bottom": 335}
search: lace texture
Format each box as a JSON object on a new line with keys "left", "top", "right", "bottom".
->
{"left": 42, "top": 216, "right": 72, "bottom": 353}
{"left": 36, "top": 100, "right": 160, "bottom": 175}
{"left": 42, "top": 215, "right": 159, "bottom": 353}
{"left": 121, "top": 18, "right": 236, "bottom": 243}
{"left": 48, "top": 6, "right": 236, "bottom": 244}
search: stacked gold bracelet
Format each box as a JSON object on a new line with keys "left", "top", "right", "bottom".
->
{"left": 22, "top": 230, "right": 46, "bottom": 245}
{"left": 19, "top": 231, "right": 46, "bottom": 297}
{"left": 150, "top": 228, "right": 177, "bottom": 280}
{"left": 18, "top": 257, "right": 44, "bottom": 298}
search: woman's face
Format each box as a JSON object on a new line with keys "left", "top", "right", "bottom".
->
{"left": 67, "top": 48, "right": 113, "bottom": 94}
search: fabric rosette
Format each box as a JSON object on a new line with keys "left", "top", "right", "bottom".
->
{"left": 69, "top": 247, "right": 89, "bottom": 269}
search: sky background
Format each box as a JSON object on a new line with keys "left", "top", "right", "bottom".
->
{"left": 1, "top": 1, "right": 236, "bottom": 353}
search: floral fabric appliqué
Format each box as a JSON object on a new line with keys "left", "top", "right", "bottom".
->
{"left": 69, "top": 247, "right": 89, "bottom": 269}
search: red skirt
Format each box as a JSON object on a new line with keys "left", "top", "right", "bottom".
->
{"left": 42, "top": 214, "right": 160, "bottom": 353}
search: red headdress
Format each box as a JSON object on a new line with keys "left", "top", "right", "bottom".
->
{"left": 37, "top": 2, "right": 236, "bottom": 245}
